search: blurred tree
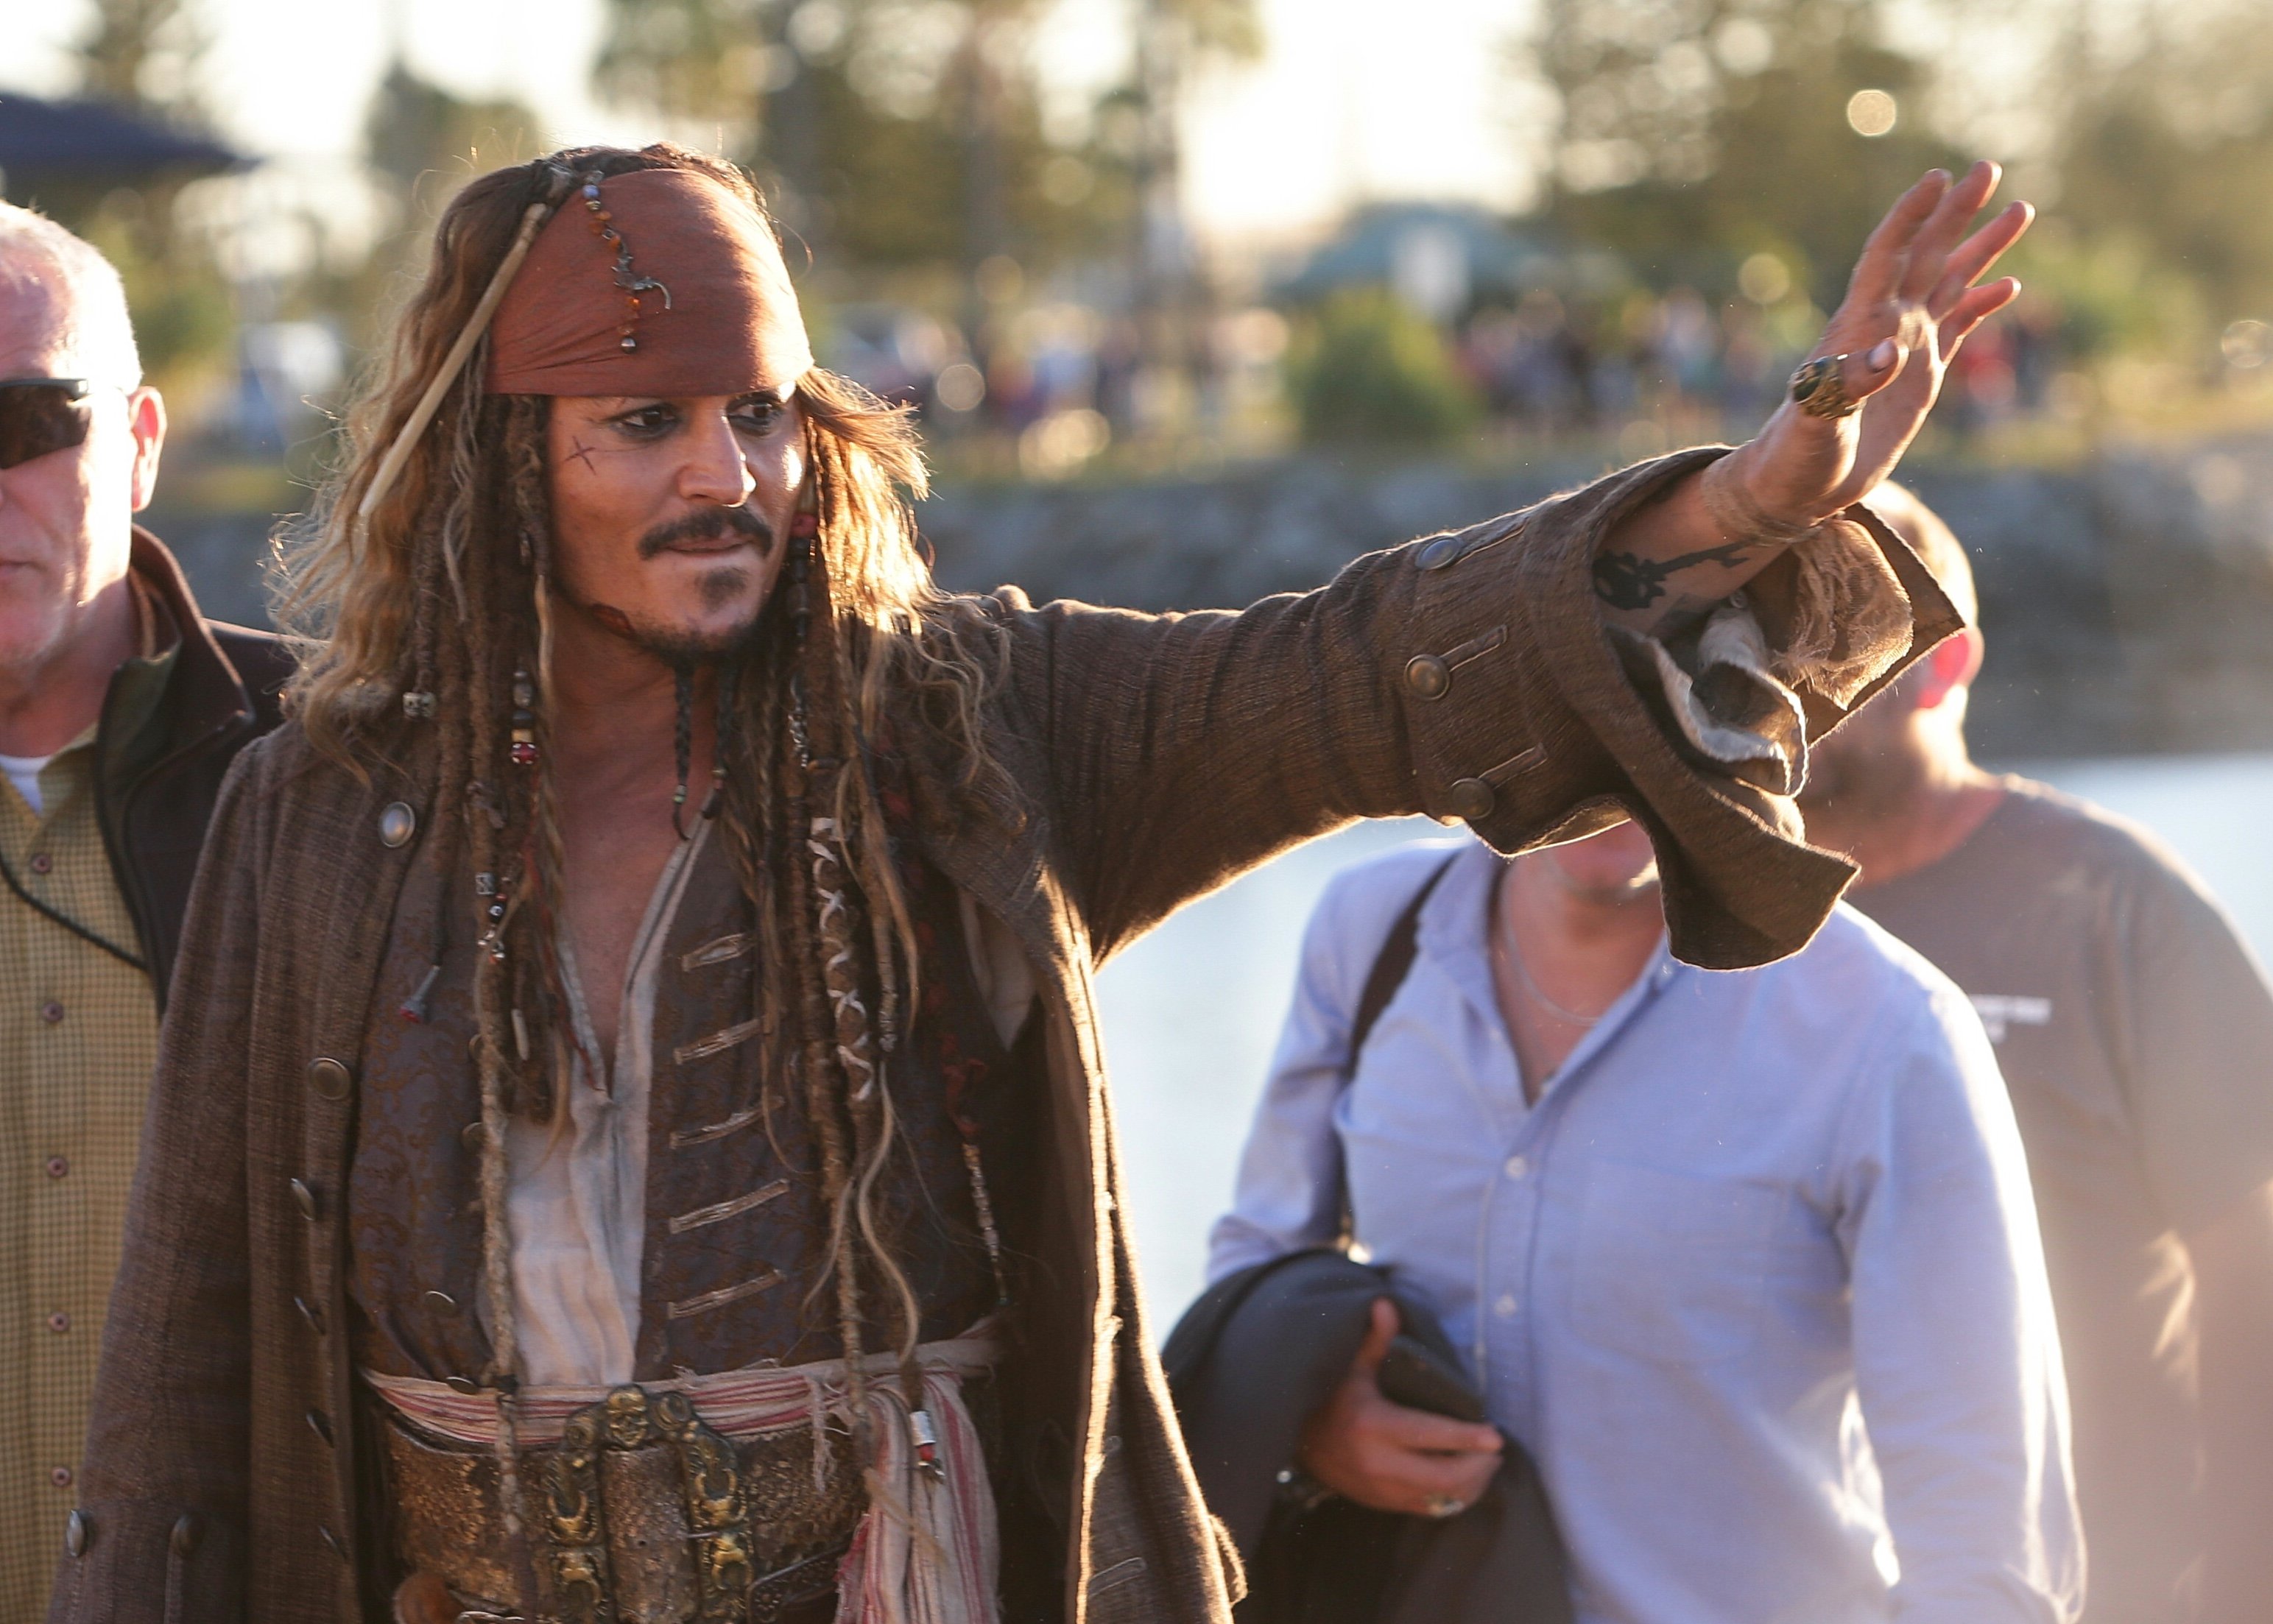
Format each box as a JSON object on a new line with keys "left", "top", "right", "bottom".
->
{"left": 1290, "top": 289, "right": 1483, "bottom": 448}
{"left": 595, "top": 0, "right": 1122, "bottom": 275}
{"left": 1126, "top": 0, "right": 1262, "bottom": 386}
{"left": 76, "top": 0, "right": 206, "bottom": 118}
{"left": 68, "top": 205, "right": 233, "bottom": 388}
{"left": 592, "top": 0, "right": 777, "bottom": 141}
{"left": 2048, "top": 0, "right": 2273, "bottom": 331}
{"left": 1525, "top": 0, "right": 1964, "bottom": 306}
{"left": 366, "top": 61, "right": 544, "bottom": 205}
{"left": 352, "top": 63, "right": 546, "bottom": 349}
{"left": 60, "top": 0, "right": 236, "bottom": 392}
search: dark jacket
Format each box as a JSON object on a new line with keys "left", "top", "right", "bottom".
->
{"left": 105, "top": 526, "right": 292, "bottom": 1005}
{"left": 1164, "top": 1250, "right": 1569, "bottom": 1624}
{"left": 52, "top": 451, "right": 1951, "bottom": 1623}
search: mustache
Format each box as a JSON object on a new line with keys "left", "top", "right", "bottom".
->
{"left": 635, "top": 506, "right": 775, "bottom": 559}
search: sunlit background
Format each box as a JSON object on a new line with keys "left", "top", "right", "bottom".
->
{"left": 7, "top": 0, "right": 2273, "bottom": 1316}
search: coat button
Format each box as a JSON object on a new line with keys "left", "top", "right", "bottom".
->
{"left": 1414, "top": 534, "right": 1464, "bottom": 571}
{"left": 38, "top": 1000, "right": 63, "bottom": 1025}
{"left": 1445, "top": 777, "right": 1496, "bottom": 821}
{"left": 49, "top": 1465, "right": 71, "bottom": 1488}
{"left": 45, "top": 1157, "right": 66, "bottom": 1179}
{"left": 46, "top": 1311, "right": 69, "bottom": 1334}
{"left": 306, "top": 1409, "right": 334, "bottom": 1446}
{"left": 294, "top": 1294, "right": 326, "bottom": 1335}
{"left": 378, "top": 802, "right": 418, "bottom": 848}
{"left": 1403, "top": 654, "right": 1451, "bottom": 700}
{"left": 64, "top": 1508, "right": 90, "bottom": 1556}
{"left": 170, "top": 1513, "right": 200, "bottom": 1557}
{"left": 289, "top": 1177, "right": 320, "bottom": 1221}
{"left": 306, "top": 1056, "right": 353, "bottom": 1101}
{"left": 27, "top": 852, "right": 51, "bottom": 875}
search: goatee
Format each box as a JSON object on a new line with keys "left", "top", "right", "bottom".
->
{"left": 627, "top": 605, "right": 765, "bottom": 667}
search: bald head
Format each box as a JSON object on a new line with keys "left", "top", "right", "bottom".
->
{"left": 0, "top": 205, "right": 143, "bottom": 392}
{"left": 1867, "top": 481, "right": 1977, "bottom": 629}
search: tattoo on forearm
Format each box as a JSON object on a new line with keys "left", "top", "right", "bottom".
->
{"left": 1592, "top": 540, "right": 1761, "bottom": 610}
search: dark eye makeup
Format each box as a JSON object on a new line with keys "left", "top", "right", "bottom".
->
{"left": 600, "top": 393, "right": 790, "bottom": 442}
{"left": 605, "top": 401, "right": 683, "bottom": 439}
{"left": 727, "top": 392, "right": 789, "bottom": 436}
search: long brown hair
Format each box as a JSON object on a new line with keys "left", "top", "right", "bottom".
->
{"left": 275, "top": 144, "right": 1009, "bottom": 1411}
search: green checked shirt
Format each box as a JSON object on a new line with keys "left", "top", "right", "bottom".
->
{"left": 0, "top": 605, "right": 175, "bottom": 1623}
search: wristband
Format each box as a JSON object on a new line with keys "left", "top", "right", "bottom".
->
{"left": 1700, "top": 451, "right": 1820, "bottom": 548}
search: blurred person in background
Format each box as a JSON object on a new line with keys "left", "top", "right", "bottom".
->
{"left": 1207, "top": 822, "right": 2081, "bottom": 1624}
{"left": 1803, "top": 487, "right": 2273, "bottom": 1624}
{"left": 0, "top": 205, "right": 287, "bottom": 1622}
{"left": 52, "top": 144, "right": 2028, "bottom": 1623}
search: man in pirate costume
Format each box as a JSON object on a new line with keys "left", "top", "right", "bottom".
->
{"left": 52, "top": 145, "right": 2031, "bottom": 1624}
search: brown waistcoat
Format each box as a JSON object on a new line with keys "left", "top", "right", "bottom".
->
{"left": 348, "top": 829, "right": 1015, "bottom": 1388}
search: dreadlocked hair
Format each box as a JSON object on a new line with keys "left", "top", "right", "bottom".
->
{"left": 273, "top": 144, "right": 1014, "bottom": 1407}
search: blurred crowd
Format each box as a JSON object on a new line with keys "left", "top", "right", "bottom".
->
{"left": 804, "top": 250, "right": 2088, "bottom": 482}
{"left": 1454, "top": 281, "right": 2072, "bottom": 438}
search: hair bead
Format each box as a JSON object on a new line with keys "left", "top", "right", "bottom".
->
{"left": 579, "top": 168, "right": 670, "bottom": 356}
{"left": 510, "top": 668, "right": 538, "bottom": 766}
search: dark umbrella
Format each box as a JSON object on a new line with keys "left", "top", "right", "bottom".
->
{"left": 0, "top": 91, "right": 247, "bottom": 205}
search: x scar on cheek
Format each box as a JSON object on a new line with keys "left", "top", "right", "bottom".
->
{"left": 565, "top": 437, "right": 600, "bottom": 474}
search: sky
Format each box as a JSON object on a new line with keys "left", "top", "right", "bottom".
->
{"left": 0, "top": 0, "right": 1542, "bottom": 247}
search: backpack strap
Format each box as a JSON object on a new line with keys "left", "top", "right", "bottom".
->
{"left": 1347, "top": 852, "right": 1460, "bottom": 1067}
{"left": 1336, "top": 852, "right": 1461, "bottom": 1246}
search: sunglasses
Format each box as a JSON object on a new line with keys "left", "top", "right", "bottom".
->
{"left": 0, "top": 378, "right": 95, "bottom": 472}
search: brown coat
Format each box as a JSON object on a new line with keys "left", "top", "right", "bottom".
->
{"left": 50, "top": 449, "right": 1953, "bottom": 1623}
{"left": 107, "top": 528, "right": 293, "bottom": 1003}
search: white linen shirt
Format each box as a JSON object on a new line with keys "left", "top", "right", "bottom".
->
{"left": 1209, "top": 837, "right": 2083, "bottom": 1624}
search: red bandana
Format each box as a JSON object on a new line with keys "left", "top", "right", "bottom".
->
{"left": 484, "top": 167, "right": 813, "bottom": 399}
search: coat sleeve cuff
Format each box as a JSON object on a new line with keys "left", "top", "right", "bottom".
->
{"left": 1389, "top": 447, "right": 1961, "bottom": 970}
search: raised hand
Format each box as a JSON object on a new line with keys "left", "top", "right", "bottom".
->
{"left": 1739, "top": 160, "right": 2032, "bottom": 528}
{"left": 1593, "top": 160, "right": 2031, "bottom": 634}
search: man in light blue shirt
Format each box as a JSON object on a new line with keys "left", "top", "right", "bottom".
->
{"left": 1210, "top": 821, "right": 2082, "bottom": 1624}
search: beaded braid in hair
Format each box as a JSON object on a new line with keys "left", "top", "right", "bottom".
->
{"left": 466, "top": 395, "right": 557, "bottom": 1539}
{"left": 671, "top": 665, "right": 697, "bottom": 839}
{"left": 384, "top": 382, "right": 563, "bottom": 1544}
{"left": 776, "top": 465, "right": 957, "bottom": 1451}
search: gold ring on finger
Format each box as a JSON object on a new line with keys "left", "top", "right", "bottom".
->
{"left": 1789, "top": 353, "right": 1862, "bottom": 419}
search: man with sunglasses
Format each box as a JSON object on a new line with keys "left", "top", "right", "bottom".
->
{"left": 0, "top": 204, "right": 288, "bottom": 1621}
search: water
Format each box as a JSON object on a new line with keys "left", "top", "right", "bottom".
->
{"left": 1096, "top": 752, "right": 2273, "bottom": 1327}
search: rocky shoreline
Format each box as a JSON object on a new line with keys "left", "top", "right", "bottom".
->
{"left": 158, "top": 434, "right": 2273, "bottom": 763}
{"left": 920, "top": 437, "right": 2273, "bottom": 762}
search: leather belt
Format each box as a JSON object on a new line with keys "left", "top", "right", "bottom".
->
{"left": 384, "top": 1383, "right": 865, "bottom": 1624}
